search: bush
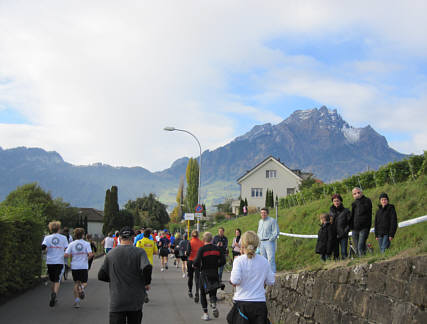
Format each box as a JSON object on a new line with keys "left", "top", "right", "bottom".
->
{"left": 0, "top": 205, "right": 44, "bottom": 296}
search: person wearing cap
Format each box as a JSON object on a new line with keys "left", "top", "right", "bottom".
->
{"left": 257, "top": 207, "right": 280, "bottom": 273}
{"left": 329, "top": 194, "right": 351, "bottom": 260}
{"left": 98, "top": 227, "right": 152, "bottom": 324}
{"left": 350, "top": 187, "right": 373, "bottom": 256}
{"left": 374, "top": 193, "right": 398, "bottom": 253}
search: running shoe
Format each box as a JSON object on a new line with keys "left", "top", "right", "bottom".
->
{"left": 73, "top": 301, "right": 81, "bottom": 308}
{"left": 212, "top": 306, "right": 219, "bottom": 318}
{"left": 161, "top": 268, "right": 165, "bottom": 272}
{"left": 49, "top": 292, "right": 57, "bottom": 307}
{"left": 144, "top": 294, "right": 149, "bottom": 303}
{"left": 165, "top": 264, "right": 168, "bottom": 270}
{"left": 201, "top": 313, "right": 210, "bottom": 321}
{"left": 194, "top": 294, "right": 199, "bottom": 303}
{"left": 79, "top": 286, "right": 85, "bottom": 299}
{"left": 173, "top": 260, "right": 176, "bottom": 266}
{"left": 188, "top": 291, "right": 193, "bottom": 298}
{"left": 182, "top": 273, "right": 186, "bottom": 278}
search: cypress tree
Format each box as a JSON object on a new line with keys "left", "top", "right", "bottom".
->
{"left": 265, "top": 189, "right": 269, "bottom": 208}
{"left": 244, "top": 198, "right": 248, "bottom": 208}
{"left": 102, "top": 189, "right": 111, "bottom": 235}
{"left": 185, "top": 158, "right": 199, "bottom": 212}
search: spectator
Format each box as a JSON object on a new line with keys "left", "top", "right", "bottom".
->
{"left": 228, "top": 231, "right": 275, "bottom": 324}
{"left": 315, "top": 213, "right": 335, "bottom": 261}
{"left": 375, "top": 193, "right": 398, "bottom": 253}
{"left": 194, "top": 232, "right": 226, "bottom": 321}
{"left": 351, "top": 187, "right": 372, "bottom": 256}
{"left": 98, "top": 227, "right": 152, "bottom": 324}
{"left": 329, "top": 194, "right": 351, "bottom": 260}
{"left": 231, "top": 229, "right": 242, "bottom": 260}
{"left": 213, "top": 227, "right": 228, "bottom": 282}
{"left": 257, "top": 207, "right": 280, "bottom": 273}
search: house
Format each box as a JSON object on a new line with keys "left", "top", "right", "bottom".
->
{"left": 237, "top": 156, "right": 311, "bottom": 210}
{"left": 78, "top": 208, "right": 104, "bottom": 238}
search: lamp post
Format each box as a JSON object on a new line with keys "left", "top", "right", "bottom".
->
{"left": 164, "top": 127, "right": 202, "bottom": 232}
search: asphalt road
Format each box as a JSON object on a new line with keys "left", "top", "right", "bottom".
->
{"left": 0, "top": 255, "right": 232, "bottom": 324}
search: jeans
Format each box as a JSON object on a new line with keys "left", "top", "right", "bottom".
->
{"left": 378, "top": 235, "right": 390, "bottom": 253}
{"left": 352, "top": 228, "right": 370, "bottom": 256}
{"left": 338, "top": 237, "right": 348, "bottom": 259}
{"left": 109, "top": 310, "right": 142, "bottom": 324}
{"left": 187, "top": 260, "right": 200, "bottom": 295}
{"left": 320, "top": 254, "right": 329, "bottom": 261}
{"left": 218, "top": 265, "right": 224, "bottom": 282}
{"left": 259, "top": 240, "right": 276, "bottom": 273}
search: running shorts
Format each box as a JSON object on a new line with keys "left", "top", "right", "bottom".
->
{"left": 174, "top": 249, "right": 180, "bottom": 258}
{"left": 47, "top": 264, "right": 63, "bottom": 282}
{"left": 232, "top": 251, "right": 241, "bottom": 258}
{"left": 72, "top": 269, "right": 88, "bottom": 283}
{"left": 181, "top": 255, "right": 188, "bottom": 262}
{"left": 160, "top": 247, "right": 169, "bottom": 257}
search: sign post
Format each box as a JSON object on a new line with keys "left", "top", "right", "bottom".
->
{"left": 184, "top": 213, "right": 195, "bottom": 236}
{"left": 195, "top": 204, "right": 204, "bottom": 231}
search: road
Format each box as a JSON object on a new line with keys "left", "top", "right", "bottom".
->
{"left": 0, "top": 255, "right": 232, "bottom": 324}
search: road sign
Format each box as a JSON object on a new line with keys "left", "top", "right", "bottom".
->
{"left": 195, "top": 204, "right": 203, "bottom": 213}
{"left": 195, "top": 213, "right": 203, "bottom": 218}
{"left": 184, "top": 213, "right": 195, "bottom": 220}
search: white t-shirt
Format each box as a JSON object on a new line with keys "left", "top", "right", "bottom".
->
{"left": 42, "top": 233, "right": 69, "bottom": 265}
{"left": 230, "top": 254, "right": 275, "bottom": 302}
{"left": 65, "top": 239, "right": 92, "bottom": 270}
{"left": 104, "top": 237, "right": 115, "bottom": 249}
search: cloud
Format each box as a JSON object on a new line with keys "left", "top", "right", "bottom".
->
{"left": 0, "top": 0, "right": 425, "bottom": 171}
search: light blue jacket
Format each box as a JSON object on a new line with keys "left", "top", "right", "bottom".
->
{"left": 257, "top": 216, "right": 280, "bottom": 241}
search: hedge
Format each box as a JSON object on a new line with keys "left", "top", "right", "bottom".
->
{"left": 280, "top": 152, "right": 427, "bottom": 209}
{"left": 0, "top": 206, "right": 44, "bottom": 296}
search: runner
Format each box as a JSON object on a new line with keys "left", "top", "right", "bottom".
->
{"left": 41, "top": 221, "right": 69, "bottom": 307}
{"left": 102, "top": 232, "right": 115, "bottom": 254}
{"left": 64, "top": 228, "right": 94, "bottom": 308}
{"left": 158, "top": 231, "right": 170, "bottom": 271}
{"left": 193, "top": 232, "right": 225, "bottom": 320}
{"left": 178, "top": 233, "right": 190, "bottom": 278}
{"left": 173, "top": 233, "right": 182, "bottom": 268}
{"left": 60, "top": 227, "right": 73, "bottom": 280}
{"left": 136, "top": 229, "right": 158, "bottom": 303}
{"left": 187, "top": 230, "right": 204, "bottom": 303}
{"left": 86, "top": 234, "right": 97, "bottom": 270}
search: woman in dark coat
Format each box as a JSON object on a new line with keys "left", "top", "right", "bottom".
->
{"left": 315, "top": 213, "right": 336, "bottom": 261}
{"left": 329, "top": 194, "right": 351, "bottom": 260}
{"left": 374, "top": 193, "right": 398, "bottom": 253}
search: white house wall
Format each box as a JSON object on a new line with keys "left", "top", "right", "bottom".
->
{"left": 240, "top": 159, "right": 301, "bottom": 209}
{"left": 88, "top": 222, "right": 103, "bottom": 238}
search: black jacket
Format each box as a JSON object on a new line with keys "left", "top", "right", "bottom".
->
{"left": 315, "top": 223, "right": 335, "bottom": 255}
{"left": 374, "top": 204, "right": 398, "bottom": 238}
{"left": 330, "top": 205, "right": 351, "bottom": 239}
{"left": 351, "top": 195, "right": 372, "bottom": 230}
{"left": 193, "top": 243, "right": 226, "bottom": 278}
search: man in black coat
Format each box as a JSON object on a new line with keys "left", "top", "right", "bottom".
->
{"left": 351, "top": 187, "right": 372, "bottom": 256}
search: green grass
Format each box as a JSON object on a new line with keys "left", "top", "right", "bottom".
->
{"left": 206, "top": 175, "right": 427, "bottom": 272}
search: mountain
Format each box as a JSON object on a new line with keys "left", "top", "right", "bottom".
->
{"left": 0, "top": 107, "right": 406, "bottom": 209}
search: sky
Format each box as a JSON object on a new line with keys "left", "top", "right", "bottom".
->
{"left": 0, "top": 0, "right": 426, "bottom": 171}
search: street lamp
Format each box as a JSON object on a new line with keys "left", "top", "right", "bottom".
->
{"left": 164, "top": 127, "right": 202, "bottom": 232}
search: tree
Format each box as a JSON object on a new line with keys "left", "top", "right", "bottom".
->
{"left": 125, "top": 193, "right": 170, "bottom": 229}
{"left": 185, "top": 158, "right": 199, "bottom": 212}
{"left": 244, "top": 198, "right": 248, "bottom": 208}
{"left": 299, "top": 176, "right": 316, "bottom": 190}
{"left": 102, "top": 189, "right": 111, "bottom": 235}
{"left": 239, "top": 199, "right": 244, "bottom": 215}
{"left": 52, "top": 198, "right": 80, "bottom": 228}
{"left": 2, "top": 183, "right": 58, "bottom": 225}
{"left": 109, "top": 186, "right": 121, "bottom": 230}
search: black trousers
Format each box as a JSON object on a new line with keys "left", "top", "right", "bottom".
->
{"left": 200, "top": 286, "right": 217, "bottom": 312}
{"left": 109, "top": 310, "right": 142, "bottom": 324}
{"left": 187, "top": 260, "right": 200, "bottom": 294}
{"left": 227, "top": 301, "right": 269, "bottom": 324}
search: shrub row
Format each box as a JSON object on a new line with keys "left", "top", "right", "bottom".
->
{"left": 280, "top": 152, "right": 427, "bottom": 209}
{"left": 0, "top": 206, "right": 44, "bottom": 296}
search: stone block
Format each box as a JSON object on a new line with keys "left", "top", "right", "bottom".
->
{"left": 410, "top": 255, "right": 427, "bottom": 276}
{"left": 304, "top": 299, "right": 316, "bottom": 318}
{"left": 351, "top": 290, "right": 370, "bottom": 318}
{"left": 412, "top": 308, "right": 427, "bottom": 324}
{"left": 348, "top": 264, "right": 368, "bottom": 288}
{"left": 390, "top": 302, "right": 417, "bottom": 324}
{"left": 332, "top": 284, "right": 351, "bottom": 312}
{"left": 387, "top": 258, "right": 411, "bottom": 281}
{"left": 384, "top": 277, "right": 407, "bottom": 301}
{"left": 407, "top": 276, "right": 427, "bottom": 306}
{"left": 304, "top": 275, "right": 315, "bottom": 298}
{"left": 312, "top": 279, "right": 327, "bottom": 300}
{"left": 294, "top": 294, "right": 308, "bottom": 314}
{"left": 366, "top": 266, "right": 387, "bottom": 294}
{"left": 314, "top": 304, "right": 340, "bottom": 324}
{"left": 367, "top": 294, "right": 393, "bottom": 323}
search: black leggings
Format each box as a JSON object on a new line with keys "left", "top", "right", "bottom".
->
{"left": 109, "top": 310, "right": 142, "bottom": 324}
{"left": 187, "top": 260, "right": 200, "bottom": 294}
{"left": 201, "top": 287, "right": 217, "bottom": 312}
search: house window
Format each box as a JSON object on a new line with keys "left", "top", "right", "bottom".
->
{"left": 266, "top": 170, "right": 277, "bottom": 178}
{"left": 251, "top": 188, "right": 263, "bottom": 197}
{"left": 287, "top": 188, "right": 295, "bottom": 195}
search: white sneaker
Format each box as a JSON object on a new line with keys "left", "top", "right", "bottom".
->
{"left": 201, "top": 313, "right": 210, "bottom": 321}
{"left": 182, "top": 273, "right": 186, "bottom": 278}
{"left": 161, "top": 268, "right": 165, "bottom": 272}
{"left": 73, "top": 301, "right": 81, "bottom": 308}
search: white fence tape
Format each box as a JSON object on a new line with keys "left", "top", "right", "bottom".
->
{"left": 279, "top": 215, "right": 427, "bottom": 239}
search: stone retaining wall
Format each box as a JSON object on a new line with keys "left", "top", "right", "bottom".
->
{"left": 266, "top": 255, "right": 427, "bottom": 324}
